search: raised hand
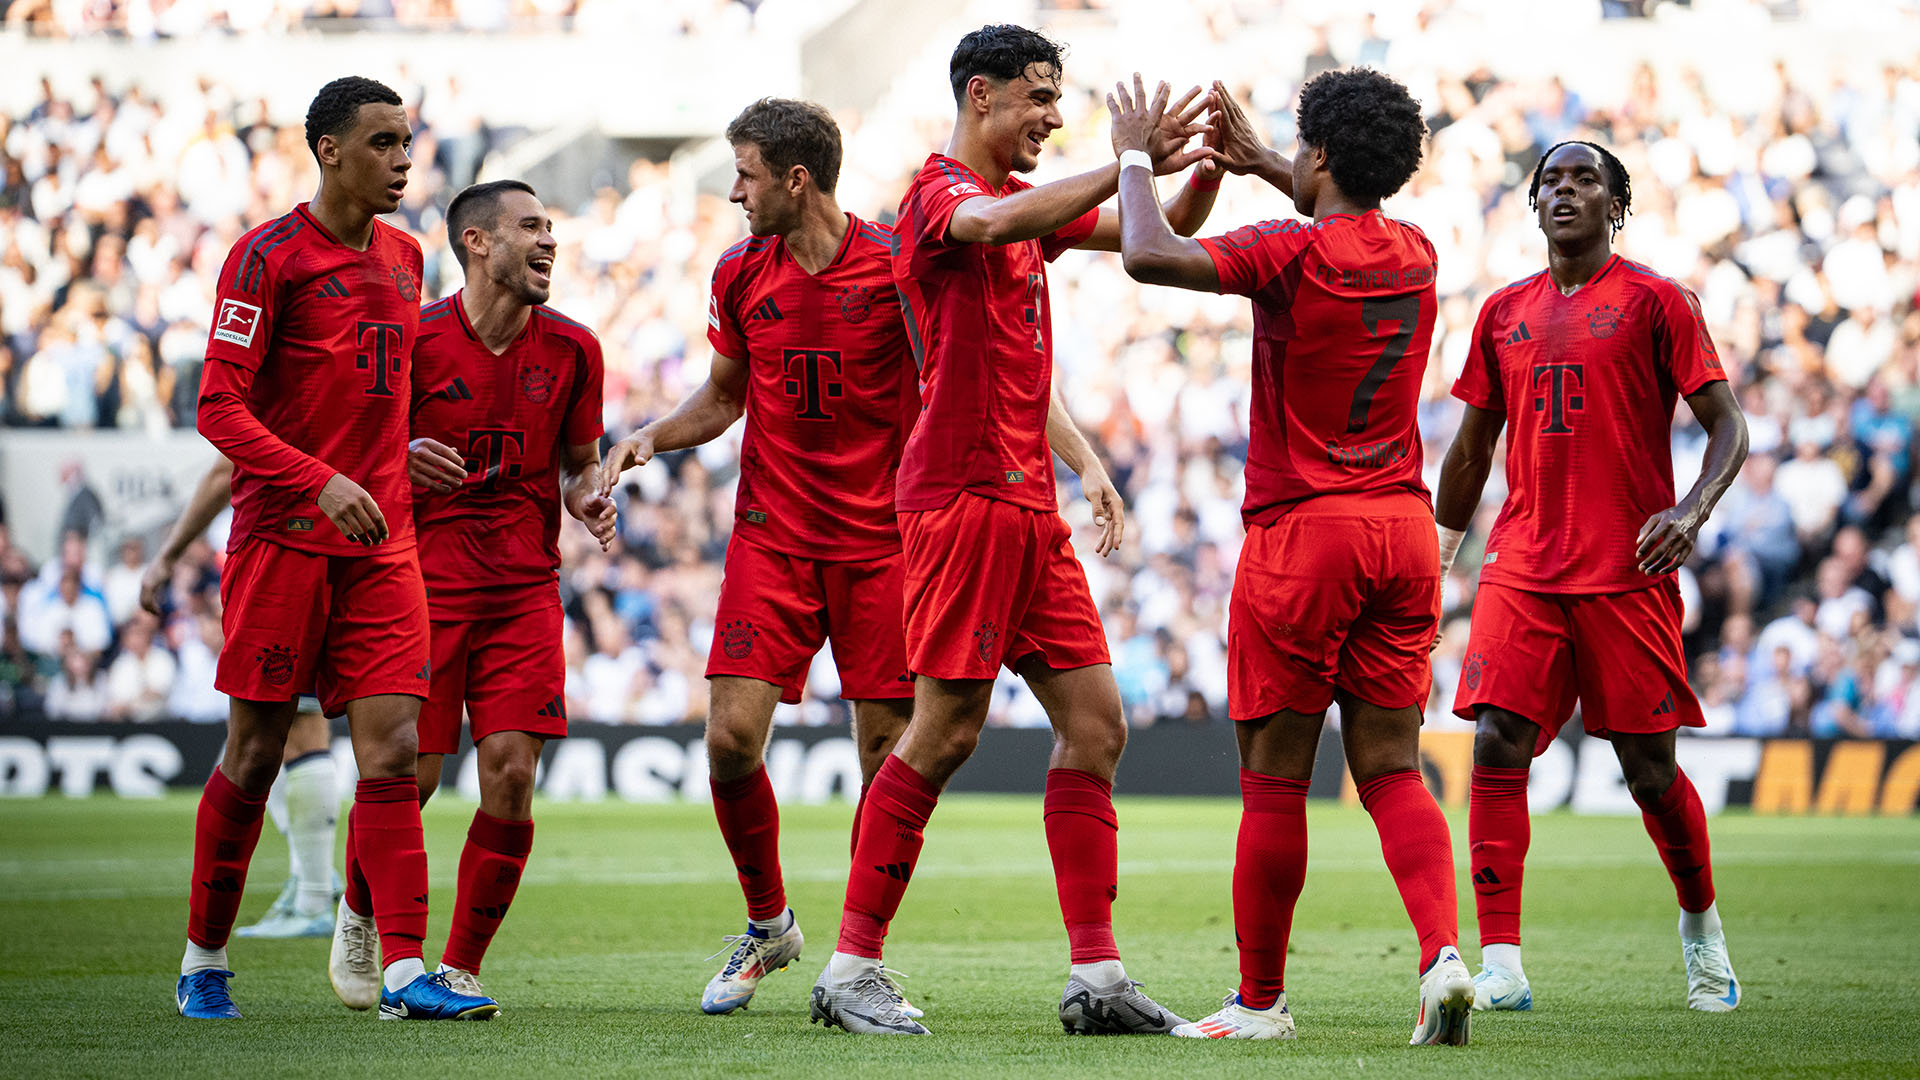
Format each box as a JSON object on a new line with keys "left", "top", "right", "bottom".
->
{"left": 1207, "top": 79, "right": 1273, "bottom": 175}
{"left": 1109, "top": 74, "right": 1213, "bottom": 175}
{"left": 598, "top": 431, "right": 655, "bottom": 497}
{"left": 317, "top": 473, "right": 389, "bottom": 546}
{"left": 408, "top": 437, "right": 467, "bottom": 493}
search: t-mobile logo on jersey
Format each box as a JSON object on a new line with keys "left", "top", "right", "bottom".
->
{"left": 1530, "top": 361, "right": 1585, "bottom": 434}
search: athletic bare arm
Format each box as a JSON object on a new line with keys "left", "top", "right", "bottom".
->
{"left": 1637, "top": 380, "right": 1749, "bottom": 576}
{"left": 1047, "top": 387, "right": 1125, "bottom": 557}
{"left": 599, "top": 349, "right": 750, "bottom": 495}
{"left": 139, "top": 454, "right": 235, "bottom": 616}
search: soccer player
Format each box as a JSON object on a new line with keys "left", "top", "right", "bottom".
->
{"left": 807, "top": 25, "right": 1218, "bottom": 1036}
{"left": 141, "top": 456, "right": 341, "bottom": 940}
{"left": 174, "top": 76, "right": 495, "bottom": 1022}
{"left": 387, "top": 178, "right": 613, "bottom": 1008}
{"left": 1110, "top": 71, "right": 1471, "bottom": 1044}
{"left": 1434, "top": 140, "right": 1749, "bottom": 1014}
{"left": 598, "top": 99, "right": 916, "bottom": 1016}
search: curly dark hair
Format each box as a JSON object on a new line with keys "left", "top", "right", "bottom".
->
{"left": 1528, "top": 140, "right": 1633, "bottom": 234}
{"left": 725, "top": 98, "right": 843, "bottom": 195}
{"left": 304, "top": 76, "right": 403, "bottom": 160}
{"left": 1295, "top": 68, "right": 1426, "bottom": 203}
{"left": 949, "top": 24, "right": 1065, "bottom": 105}
{"left": 445, "top": 179, "right": 537, "bottom": 271}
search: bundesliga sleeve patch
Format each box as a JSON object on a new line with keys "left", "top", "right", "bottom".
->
{"left": 947, "top": 182, "right": 985, "bottom": 198}
{"left": 213, "top": 299, "right": 263, "bottom": 347}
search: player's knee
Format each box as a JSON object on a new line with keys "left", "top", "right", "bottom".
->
{"left": 1060, "top": 713, "right": 1127, "bottom": 766}
{"left": 485, "top": 754, "right": 538, "bottom": 807}
{"left": 1623, "top": 758, "right": 1678, "bottom": 808}
{"left": 927, "top": 724, "right": 981, "bottom": 772}
{"left": 705, "top": 721, "right": 765, "bottom": 778}
{"left": 1473, "top": 709, "right": 1535, "bottom": 767}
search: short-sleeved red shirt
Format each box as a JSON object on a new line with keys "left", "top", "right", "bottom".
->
{"left": 1199, "top": 210, "right": 1437, "bottom": 525}
{"left": 409, "top": 294, "right": 604, "bottom": 619}
{"left": 1451, "top": 255, "right": 1727, "bottom": 593}
{"left": 892, "top": 154, "right": 1098, "bottom": 514}
{"left": 707, "top": 214, "right": 917, "bottom": 561}
{"left": 201, "top": 203, "right": 422, "bottom": 555}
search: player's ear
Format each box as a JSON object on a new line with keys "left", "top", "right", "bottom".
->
{"left": 966, "top": 74, "right": 994, "bottom": 117}
{"left": 786, "top": 164, "right": 808, "bottom": 197}
{"left": 315, "top": 134, "right": 339, "bottom": 169}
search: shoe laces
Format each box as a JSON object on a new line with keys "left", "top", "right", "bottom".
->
{"left": 850, "top": 967, "right": 915, "bottom": 1020}
{"left": 708, "top": 932, "right": 772, "bottom": 977}
{"left": 188, "top": 969, "right": 236, "bottom": 1010}
{"left": 1681, "top": 939, "right": 1724, "bottom": 981}
{"left": 440, "top": 968, "right": 485, "bottom": 997}
{"left": 340, "top": 916, "right": 374, "bottom": 970}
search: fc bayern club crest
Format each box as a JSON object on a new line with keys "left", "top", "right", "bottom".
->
{"left": 837, "top": 284, "right": 874, "bottom": 324}
{"left": 973, "top": 620, "right": 1000, "bottom": 665}
{"left": 390, "top": 265, "right": 418, "bottom": 301}
{"left": 722, "top": 620, "right": 759, "bottom": 660}
{"left": 256, "top": 644, "right": 297, "bottom": 686}
{"left": 522, "top": 363, "right": 555, "bottom": 404}
{"left": 1586, "top": 303, "right": 1622, "bottom": 339}
{"left": 1462, "top": 651, "right": 1486, "bottom": 691}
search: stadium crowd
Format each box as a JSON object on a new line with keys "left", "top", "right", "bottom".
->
{"left": 4, "top": 3, "right": 1920, "bottom": 739}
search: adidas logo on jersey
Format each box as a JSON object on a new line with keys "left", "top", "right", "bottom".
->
{"left": 1504, "top": 321, "right": 1532, "bottom": 346}
{"left": 747, "top": 299, "right": 784, "bottom": 321}
{"left": 1653, "top": 690, "right": 1676, "bottom": 717}
{"left": 315, "top": 274, "right": 352, "bottom": 299}
{"left": 536, "top": 694, "right": 566, "bottom": 719}
{"left": 434, "top": 377, "right": 474, "bottom": 401}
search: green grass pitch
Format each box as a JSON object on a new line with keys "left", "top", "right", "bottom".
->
{"left": 2, "top": 794, "right": 1916, "bottom": 1078}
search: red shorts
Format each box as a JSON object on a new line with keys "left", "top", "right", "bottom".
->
{"left": 1229, "top": 491, "right": 1439, "bottom": 720}
{"left": 216, "top": 537, "right": 429, "bottom": 717}
{"left": 705, "top": 534, "right": 912, "bottom": 704}
{"left": 900, "top": 492, "right": 1109, "bottom": 680}
{"left": 419, "top": 598, "right": 567, "bottom": 755}
{"left": 1451, "top": 579, "right": 1705, "bottom": 754}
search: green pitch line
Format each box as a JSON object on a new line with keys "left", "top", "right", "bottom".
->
{"left": 0, "top": 795, "right": 1915, "bottom": 1079}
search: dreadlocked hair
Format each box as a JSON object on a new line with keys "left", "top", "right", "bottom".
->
{"left": 1528, "top": 140, "right": 1632, "bottom": 233}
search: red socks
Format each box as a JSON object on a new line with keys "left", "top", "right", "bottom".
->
{"left": 1357, "top": 769, "right": 1458, "bottom": 971}
{"left": 849, "top": 783, "right": 869, "bottom": 861}
{"left": 711, "top": 766, "right": 786, "bottom": 921}
{"left": 352, "top": 777, "right": 429, "bottom": 965}
{"left": 1044, "top": 768, "right": 1120, "bottom": 964}
{"left": 837, "top": 756, "right": 939, "bottom": 958}
{"left": 186, "top": 768, "right": 269, "bottom": 948}
{"left": 1469, "top": 766, "right": 1530, "bottom": 946}
{"left": 1637, "top": 769, "right": 1716, "bottom": 913}
{"left": 343, "top": 807, "right": 372, "bottom": 917}
{"left": 1233, "top": 770, "right": 1309, "bottom": 1009}
{"left": 440, "top": 810, "right": 534, "bottom": 975}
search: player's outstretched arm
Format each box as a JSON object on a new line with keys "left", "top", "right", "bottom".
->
{"left": 138, "top": 454, "right": 234, "bottom": 616}
{"left": 1107, "top": 79, "right": 1221, "bottom": 290}
{"left": 952, "top": 77, "right": 1211, "bottom": 248}
{"left": 1208, "top": 80, "right": 1292, "bottom": 196}
{"left": 1433, "top": 403, "right": 1506, "bottom": 577}
{"left": 562, "top": 440, "right": 618, "bottom": 552}
{"left": 1637, "top": 380, "right": 1749, "bottom": 576}
{"left": 598, "top": 349, "right": 749, "bottom": 496}
{"left": 1047, "top": 387, "right": 1125, "bottom": 557}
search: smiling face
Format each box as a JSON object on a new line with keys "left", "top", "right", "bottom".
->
{"left": 320, "top": 101, "right": 412, "bottom": 215}
{"left": 978, "top": 62, "right": 1064, "bottom": 174}
{"left": 729, "top": 141, "right": 801, "bottom": 238}
{"left": 1534, "top": 142, "right": 1620, "bottom": 246}
{"left": 476, "top": 188, "right": 557, "bottom": 304}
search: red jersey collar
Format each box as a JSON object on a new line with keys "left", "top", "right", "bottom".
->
{"left": 449, "top": 289, "right": 535, "bottom": 351}
{"left": 778, "top": 212, "right": 861, "bottom": 275}
{"left": 294, "top": 202, "right": 385, "bottom": 251}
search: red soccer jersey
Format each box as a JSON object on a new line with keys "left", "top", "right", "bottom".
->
{"left": 1200, "top": 210, "right": 1437, "bottom": 525}
{"left": 1452, "top": 255, "right": 1727, "bottom": 593}
{"left": 199, "top": 203, "right": 422, "bottom": 556}
{"left": 892, "top": 154, "right": 1098, "bottom": 514}
{"left": 708, "top": 214, "right": 917, "bottom": 561}
{"left": 409, "top": 294, "right": 605, "bottom": 619}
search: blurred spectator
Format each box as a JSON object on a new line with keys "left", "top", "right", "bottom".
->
{"left": 105, "top": 611, "right": 174, "bottom": 720}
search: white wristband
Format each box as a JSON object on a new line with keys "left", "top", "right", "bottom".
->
{"left": 1119, "top": 149, "right": 1153, "bottom": 173}
{"left": 1437, "top": 524, "right": 1466, "bottom": 577}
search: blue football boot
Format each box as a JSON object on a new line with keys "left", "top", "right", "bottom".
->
{"left": 177, "top": 969, "right": 242, "bottom": 1019}
{"left": 377, "top": 971, "right": 499, "bottom": 1021}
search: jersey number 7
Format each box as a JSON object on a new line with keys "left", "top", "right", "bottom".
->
{"left": 1347, "top": 295, "right": 1419, "bottom": 434}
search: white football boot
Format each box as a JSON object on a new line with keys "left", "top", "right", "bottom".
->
{"left": 1171, "top": 991, "right": 1297, "bottom": 1039}
{"left": 1409, "top": 945, "right": 1474, "bottom": 1045}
